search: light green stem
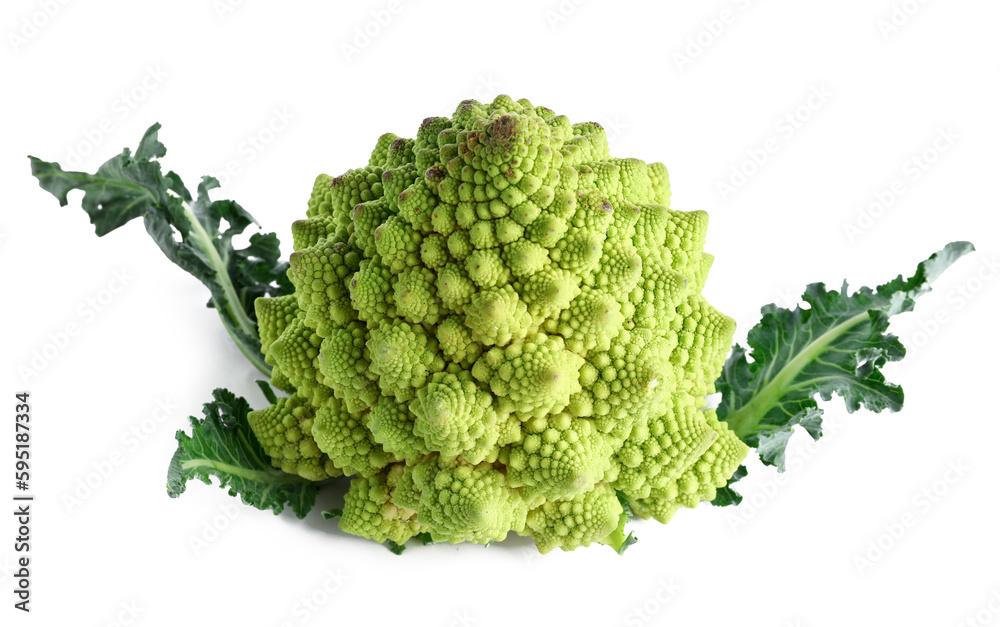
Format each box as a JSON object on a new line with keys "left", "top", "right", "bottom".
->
{"left": 181, "top": 202, "right": 270, "bottom": 377}
{"left": 180, "top": 459, "right": 310, "bottom": 485}
{"left": 724, "top": 311, "right": 871, "bottom": 439}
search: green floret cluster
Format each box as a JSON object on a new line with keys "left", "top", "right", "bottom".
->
{"left": 250, "top": 95, "right": 748, "bottom": 552}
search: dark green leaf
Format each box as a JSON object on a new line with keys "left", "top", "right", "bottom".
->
{"left": 617, "top": 532, "right": 638, "bottom": 555}
{"left": 601, "top": 490, "right": 639, "bottom": 555}
{"left": 256, "top": 379, "right": 278, "bottom": 405}
{"left": 28, "top": 124, "right": 290, "bottom": 376}
{"left": 752, "top": 407, "right": 824, "bottom": 470}
{"left": 717, "top": 242, "right": 974, "bottom": 472}
{"left": 321, "top": 508, "right": 343, "bottom": 520}
{"left": 711, "top": 465, "right": 747, "bottom": 507}
{"left": 167, "top": 388, "right": 318, "bottom": 518}
{"left": 416, "top": 532, "right": 434, "bottom": 546}
{"left": 385, "top": 540, "right": 407, "bottom": 555}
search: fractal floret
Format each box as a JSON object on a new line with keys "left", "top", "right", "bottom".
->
{"left": 249, "top": 95, "right": 749, "bottom": 552}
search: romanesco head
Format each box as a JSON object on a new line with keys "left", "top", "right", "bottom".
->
{"left": 246, "top": 395, "right": 340, "bottom": 481}
{"left": 250, "top": 95, "right": 746, "bottom": 551}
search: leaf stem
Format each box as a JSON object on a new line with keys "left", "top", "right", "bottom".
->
{"left": 180, "top": 458, "right": 311, "bottom": 485}
{"left": 180, "top": 201, "right": 270, "bottom": 377}
{"left": 181, "top": 202, "right": 257, "bottom": 338}
{"left": 725, "top": 310, "right": 871, "bottom": 439}
{"left": 217, "top": 312, "right": 272, "bottom": 376}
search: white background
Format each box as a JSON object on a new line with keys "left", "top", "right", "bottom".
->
{"left": 3, "top": 1, "right": 999, "bottom": 625}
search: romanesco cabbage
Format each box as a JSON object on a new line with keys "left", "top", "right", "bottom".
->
{"left": 29, "top": 96, "right": 972, "bottom": 556}
{"left": 251, "top": 95, "right": 747, "bottom": 552}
